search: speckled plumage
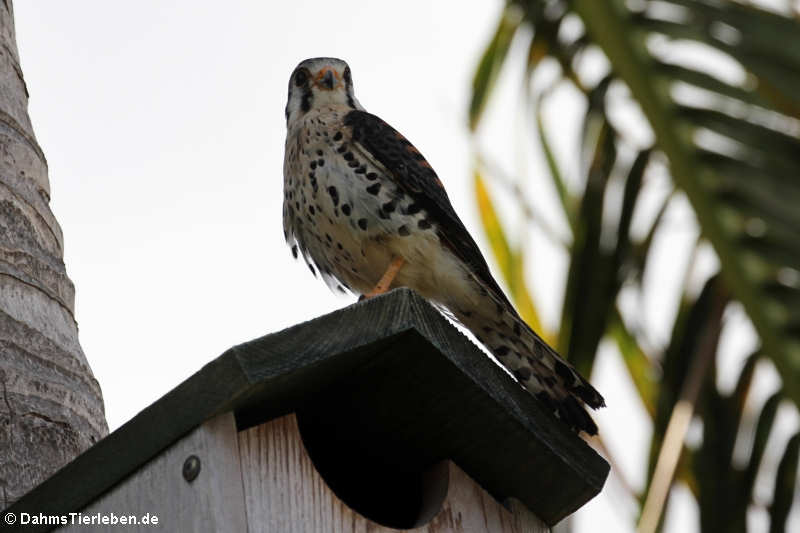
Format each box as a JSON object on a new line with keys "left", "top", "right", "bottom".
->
{"left": 283, "top": 57, "right": 605, "bottom": 434}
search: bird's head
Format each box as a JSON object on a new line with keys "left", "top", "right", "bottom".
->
{"left": 285, "top": 57, "right": 363, "bottom": 124}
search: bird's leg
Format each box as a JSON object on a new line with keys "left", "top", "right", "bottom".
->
{"left": 361, "top": 256, "right": 405, "bottom": 299}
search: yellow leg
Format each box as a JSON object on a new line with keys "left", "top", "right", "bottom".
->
{"left": 363, "top": 256, "right": 406, "bottom": 299}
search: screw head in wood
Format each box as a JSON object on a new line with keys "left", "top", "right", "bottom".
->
{"left": 182, "top": 455, "right": 201, "bottom": 482}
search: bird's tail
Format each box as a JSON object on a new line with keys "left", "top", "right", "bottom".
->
{"left": 452, "top": 289, "right": 605, "bottom": 435}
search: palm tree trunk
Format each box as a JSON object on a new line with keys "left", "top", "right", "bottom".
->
{"left": 0, "top": 0, "right": 107, "bottom": 508}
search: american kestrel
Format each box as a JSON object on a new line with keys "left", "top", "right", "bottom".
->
{"left": 283, "top": 57, "right": 605, "bottom": 434}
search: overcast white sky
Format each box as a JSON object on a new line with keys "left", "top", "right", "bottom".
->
{"left": 11, "top": 2, "right": 796, "bottom": 532}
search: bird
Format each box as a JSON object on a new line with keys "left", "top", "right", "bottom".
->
{"left": 282, "top": 57, "right": 605, "bottom": 435}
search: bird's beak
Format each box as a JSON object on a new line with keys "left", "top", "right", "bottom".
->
{"left": 314, "top": 67, "right": 340, "bottom": 90}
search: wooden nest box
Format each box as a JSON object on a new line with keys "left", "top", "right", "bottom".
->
{"left": 9, "top": 289, "right": 609, "bottom": 532}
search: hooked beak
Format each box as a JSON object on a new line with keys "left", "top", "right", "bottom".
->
{"left": 314, "top": 67, "right": 340, "bottom": 90}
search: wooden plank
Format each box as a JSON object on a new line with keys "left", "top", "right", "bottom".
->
{"left": 7, "top": 349, "right": 251, "bottom": 533}
{"left": 238, "top": 414, "right": 550, "bottom": 533}
{"left": 57, "top": 412, "right": 247, "bottom": 533}
{"left": 505, "top": 500, "right": 550, "bottom": 533}
{"left": 11, "top": 288, "right": 607, "bottom": 530}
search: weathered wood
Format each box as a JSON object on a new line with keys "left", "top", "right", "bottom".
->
{"left": 0, "top": 0, "right": 107, "bottom": 509}
{"left": 9, "top": 288, "right": 608, "bottom": 531}
{"left": 238, "top": 414, "right": 550, "bottom": 532}
{"left": 58, "top": 412, "right": 246, "bottom": 532}
{"left": 505, "top": 499, "right": 550, "bottom": 533}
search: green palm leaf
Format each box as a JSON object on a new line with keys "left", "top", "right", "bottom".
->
{"left": 771, "top": 431, "right": 800, "bottom": 533}
{"left": 470, "top": 1, "right": 800, "bottom": 529}
{"left": 473, "top": 170, "right": 551, "bottom": 342}
{"left": 570, "top": 0, "right": 800, "bottom": 404}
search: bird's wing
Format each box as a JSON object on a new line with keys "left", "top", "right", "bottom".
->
{"left": 343, "top": 110, "right": 512, "bottom": 308}
{"left": 344, "top": 110, "right": 605, "bottom": 430}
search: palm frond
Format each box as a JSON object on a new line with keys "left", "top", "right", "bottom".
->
{"left": 570, "top": 0, "right": 800, "bottom": 403}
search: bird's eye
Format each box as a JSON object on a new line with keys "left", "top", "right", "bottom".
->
{"left": 294, "top": 69, "right": 308, "bottom": 87}
{"left": 343, "top": 67, "right": 352, "bottom": 85}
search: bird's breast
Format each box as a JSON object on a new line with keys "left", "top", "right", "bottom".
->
{"left": 283, "top": 109, "right": 457, "bottom": 295}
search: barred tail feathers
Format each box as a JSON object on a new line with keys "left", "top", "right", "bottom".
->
{"left": 452, "top": 289, "right": 604, "bottom": 435}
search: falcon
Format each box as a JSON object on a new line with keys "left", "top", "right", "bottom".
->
{"left": 282, "top": 57, "right": 604, "bottom": 434}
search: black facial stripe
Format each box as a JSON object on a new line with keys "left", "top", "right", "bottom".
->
{"left": 287, "top": 67, "right": 313, "bottom": 118}
{"left": 343, "top": 66, "right": 356, "bottom": 109}
{"left": 301, "top": 87, "right": 313, "bottom": 112}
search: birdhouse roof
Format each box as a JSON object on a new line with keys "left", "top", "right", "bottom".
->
{"left": 10, "top": 288, "right": 608, "bottom": 527}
